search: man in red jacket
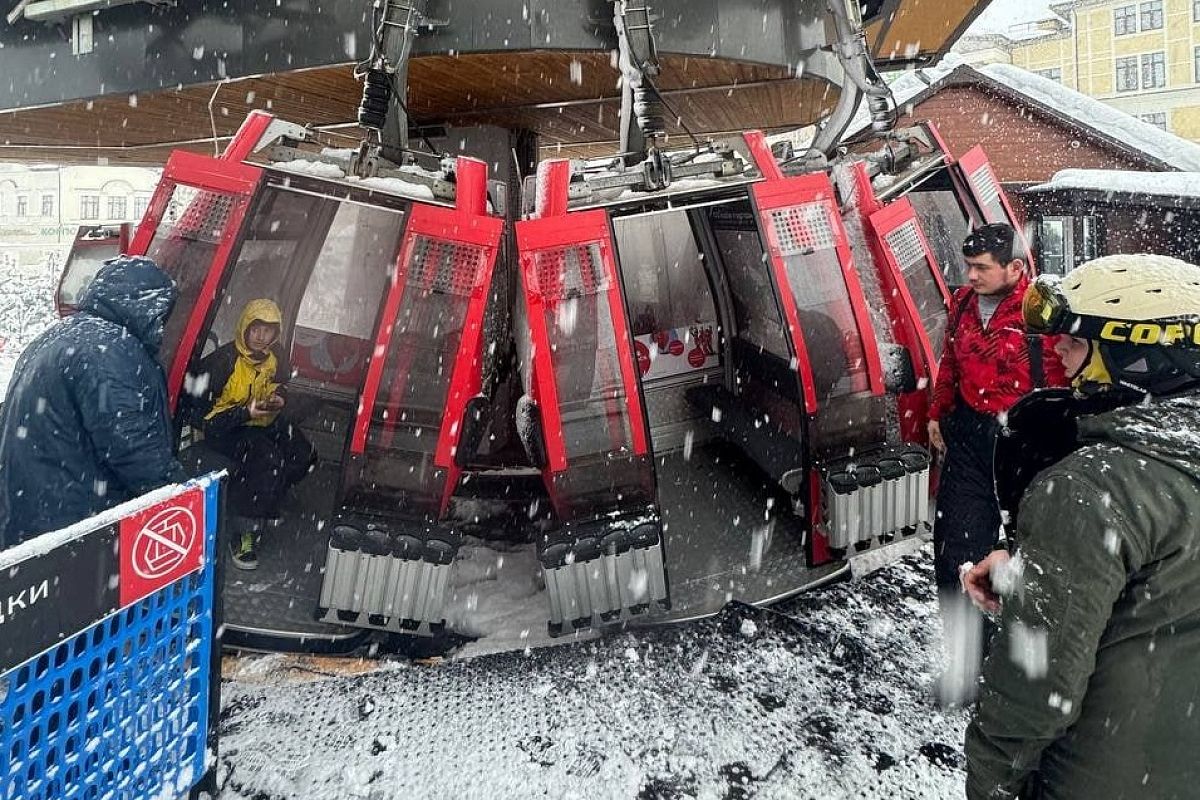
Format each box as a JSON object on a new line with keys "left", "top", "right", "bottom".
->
{"left": 928, "top": 223, "right": 1067, "bottom": 705}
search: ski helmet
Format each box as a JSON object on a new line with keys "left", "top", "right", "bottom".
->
{"left": 1022, "top": 254, "right": 1200, "bottom": 395}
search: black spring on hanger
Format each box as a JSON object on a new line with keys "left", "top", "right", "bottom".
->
{"left": 357, "top": 67, "right": 392, "bottom": 132}
{"left": 633, "top": 85, "right": 665, "bottom": 139}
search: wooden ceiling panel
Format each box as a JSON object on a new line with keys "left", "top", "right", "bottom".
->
{"left": 0, "top": 52, "right": 827, "bottom": 165}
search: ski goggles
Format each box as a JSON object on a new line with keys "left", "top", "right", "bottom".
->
{"left": 1024, "top": 275, "right": 1200, "bottom": 346}
{"left": 1022, "top": 275, "right": 1071, "bottom": 335}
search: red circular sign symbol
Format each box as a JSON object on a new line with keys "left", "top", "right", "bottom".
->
{"left": 668, "top": 339, "right": 685, "bottom": 357}
{"left": 131, "top": 506, "right": 198, "bottom": 580}
{"left": 687, "top": 347, "right": 706, "bottom": 368}
{"left": 634, "top": 340, "right": 651, "bottom": 375}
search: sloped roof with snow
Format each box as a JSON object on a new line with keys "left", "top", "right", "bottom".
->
{"left": 980, "top": 63, "right": 1200, "bottom": 171}
{"left": 1027, "top": 168, "right": 1200, "bottom": 201}
{"left": 843, "top": 61, "right": 1200, "bottom": 172}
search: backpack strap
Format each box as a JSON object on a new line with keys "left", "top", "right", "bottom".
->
{"left": 947, "top": 288, "right": 972, "bottom": 343}
{"left": 1027, "top": 335, "right": 1045, "bottom": 388}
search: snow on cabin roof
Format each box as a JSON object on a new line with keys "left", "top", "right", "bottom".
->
{"left": 1026, "top": 168, "right": 1200, "bottom": 200}
{"left": 838, "top": 61, "right": 1200, "bottom": 172}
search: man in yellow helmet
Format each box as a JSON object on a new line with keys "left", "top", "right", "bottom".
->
{"left": 190, "top": 299, "right": 316, "bottom": 569}
{"left": 961, "top": 254, "right": 1200, "bottom": 799}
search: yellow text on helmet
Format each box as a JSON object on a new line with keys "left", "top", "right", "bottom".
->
{"left": 1098, "top": 320, "right": 1200, "bottom": 347}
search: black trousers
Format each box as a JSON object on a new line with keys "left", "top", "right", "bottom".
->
{"left": 933, "top": 400, "right": 1002, "bottom": 589}
{"left": 207, "top": 419, "right": 316, "bottom": 519}
{"left": 933, "top": 401, "right": 1001, "bottom": 704}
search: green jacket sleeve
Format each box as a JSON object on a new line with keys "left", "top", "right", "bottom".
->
{"left": 965, "top": 467, "right": 1147, "bottom": 799}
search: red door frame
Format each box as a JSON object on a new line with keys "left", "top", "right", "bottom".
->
{"left": 868, "top": 197, "right": 953, "bottom": 447}
{"left": 351, "top": 202, "right": 503, "bottom": 515}
{"left": 751, "top": 172, "right": 886, "bottom": 413}
{"left": 838, "top": 162, "right": 939, "bottom": 446}
{"left": 956, "top": 146, "right": 1038, "bottom": 273}
{"left": 127, "top": 150, "right": 263, "bottom": 412}
{"left": 514, "top": 208, "right": 651, "bottom": 478}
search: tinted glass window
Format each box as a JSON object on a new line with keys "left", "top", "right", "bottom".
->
{"left": 145, "top": 184, "right": 240, "bottom": 371}
{"left": 765, "top": 200, "right": 869, "bottom": 400}
{"left": 908, "top": 190, "right": 972, "bottom": 288}
{"left": 292, "top": 203, "right": 401, "bottom": 388}
{"left": 705, "top": 201, "right": 790, "bottom": 359}
{"left": 58, "top": 242, "right": 119, "bottom": 310}
{"left": 207, "top": 186, "right": 331, "bottom": 349}
{"left": 883, "top": 218, "right": 949, "bottom": 356}
{"left": 613, "top": 211, "right": 721, "bottom": 381}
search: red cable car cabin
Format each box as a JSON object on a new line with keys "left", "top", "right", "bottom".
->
{"left": 51, "top": 110, "right": 1034, "bottom": 653}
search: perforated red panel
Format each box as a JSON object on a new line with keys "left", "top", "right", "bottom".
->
{"left": 529, "top": 243, "right": 609, "bottom": 299}
{"left": 884, "top": 219, "right": 928, "bottom": 270}
{"left": 411, "top": 236, "right": 491, "bottom": 297}
{"left": 167, "top": 187, "right": 236, "bottom": 242}
{"left": 768, "top": 202, "right": 838, "bottom": 256}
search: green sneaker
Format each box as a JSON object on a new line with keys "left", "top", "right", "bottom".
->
{"left": 230, "top": 531, "right": 259, "bottom": 570}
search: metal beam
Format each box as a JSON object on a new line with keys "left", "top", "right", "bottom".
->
{"left": 21, "top": 0, "right": 147, "bottom": 22}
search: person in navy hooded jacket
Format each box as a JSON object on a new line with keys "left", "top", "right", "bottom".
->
{"left": 0, "top": 255, "right": 187, "bottom": 548}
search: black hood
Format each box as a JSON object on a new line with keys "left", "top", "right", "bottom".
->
{"left": 77, "top": 256, "right": 178, "bottom": 355}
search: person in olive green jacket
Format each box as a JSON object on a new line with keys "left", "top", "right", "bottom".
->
{"left": 961, "top": 254, "right": 1200, "bottom": 800}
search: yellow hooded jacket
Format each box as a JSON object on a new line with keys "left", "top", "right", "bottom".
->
{"left": 204, "top": 299, "right": 285, "bottom": 428}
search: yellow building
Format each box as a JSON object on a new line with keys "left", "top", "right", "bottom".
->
{"left": 1007, "top": 0, "right": 1200, "bottom": 141}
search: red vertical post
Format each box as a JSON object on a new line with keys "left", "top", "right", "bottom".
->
{"left": 534, "top": 160, "right": 572, "bottom": 219}
{"left": 743, "top": 130, "right": 785, "bottom": 182}
{"left": 455, "top": 156, "right": 489, "bottom": 216}
{"left": 220, "top": 110, "right": 276, "bottom": 163}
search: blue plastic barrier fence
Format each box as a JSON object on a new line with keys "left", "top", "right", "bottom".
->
{"left": 0, "top": 474, "right": 223, "bottom": 800}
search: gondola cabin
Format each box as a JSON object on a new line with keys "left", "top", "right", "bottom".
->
{"left": 54, "top": 112, "right": 1029, "bottom": 653}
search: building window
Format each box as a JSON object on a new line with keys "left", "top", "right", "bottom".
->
{"left": 133, "top": 195, "right": 149, "bottom": 220}
{"left": 1195, "top": 46, "right": 1200, "bottom": 83}
{"left": 15, "top": 195, "right": 28, "bottom": 217}
{"left": 1037, "top": 218, "right": 1072, "bottom": 277}
{"left": 1195, "top": 0, "right": 1200, "bottom": 22}
{"left": 1142, "top": 52, "right": 1166, "bottom": 89}
{"left": 80, "top": 195, "right": 100, "bottom": 219}
{"left": 1116, "top": 56, "right": 1140, "bottom": 91}
{"left": 1140, "top": 112, "right": 1168, "bottom": 129}
{"left": 1081, "top": 215, "right": 1101, "bottom": 263}
{"left": 41, "top": 194, "right": 54, "bottom": 217}
{"left": 1140, "top": 0, "right": 1163, "bottom": 30}
{"left": 107, "top": 195, "right": 127, "bottom": 220}
{"left": 1114, "top": 4, "right": 1137, "bottom": 34}
{"left": 1034, "top": 68, "right": 1063, "bottom": 82}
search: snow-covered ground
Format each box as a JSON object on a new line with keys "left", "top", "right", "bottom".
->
{"left": 215, "top": 550, "right": 968, "bottom": 800}
{"left": 0, "top": 257, "right": 968, "bottom": 799}
{"left": 0, "top": 255, "right": 59, "bottom": 402}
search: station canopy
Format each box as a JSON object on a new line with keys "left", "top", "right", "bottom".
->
{"left": 0, "top": 0, "right": 989, "bottom": 164}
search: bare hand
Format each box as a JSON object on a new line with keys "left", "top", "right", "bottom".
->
{"left": 962, "top": 550, "right": 1010, "bottom": 614}
{"left": 247, "top": 398, "right": 274, "bottom": 420}
{"left": 928, "top": 419, "right": 946, "bottom": 456}
{"left": 263, "top": 393, "right": 285, "bottom": 411}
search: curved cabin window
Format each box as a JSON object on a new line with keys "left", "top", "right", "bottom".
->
{"left": 766, "top": 200, "right": 869, "bottom": 401}
{"left": 908, "top": 190, "right": 971, "bottom": 288}
{"left": 884, "top": 218, "right": 950, "bottom": 357}
{"left": 185, "top": 179, "right": 406, "bottom": 477}
{"left": 144, "top": 184, "right": 241, "bottom": 371}
{"left": 613, "top": 211, "right": 721, "bottom": 382}
{"left": 292, "top": 203, "right": 400, "bottom": 390}
{"left": 705, "top": 202, "right": 790, "bottom": 359}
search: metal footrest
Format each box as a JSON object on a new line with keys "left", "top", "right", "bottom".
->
{"left": 822, "top": 444, "right": 930, "bottom": 549}
{"left": 316, "top": 521, "right": 462, "bottom": 636}
{"left": 539, "top": 515, "right": 671, "bottom": 636}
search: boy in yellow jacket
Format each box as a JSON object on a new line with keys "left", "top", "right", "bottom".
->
{"left": 192, "top": 299, "right": 316, "bottom": 569}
